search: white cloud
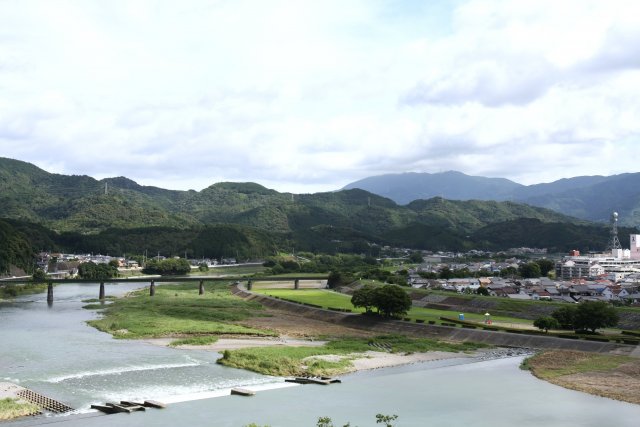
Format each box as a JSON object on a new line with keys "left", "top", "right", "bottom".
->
{"left": 0, "top": 0, "right": 639, "bottom": 192}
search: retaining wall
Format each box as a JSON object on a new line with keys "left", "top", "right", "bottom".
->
{"left": 232, "top": 284, "right": 638, "bottom": 356}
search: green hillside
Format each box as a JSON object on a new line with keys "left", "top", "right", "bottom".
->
{"left": 0, "top": 158, "right": 627, "bottom": 260}
{"left": 0, "top": 220, "right": 37, "bottom": 274}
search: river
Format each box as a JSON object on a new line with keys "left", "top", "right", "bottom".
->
{"left": 2, "top": 283, "right": 640, "bottom": 426}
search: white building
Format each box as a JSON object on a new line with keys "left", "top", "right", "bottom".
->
{"left": 630, "top": 234, "right": 640, "bottom": 259}
{"left": 556, "top": 235, "right": 640, "bottom": 279}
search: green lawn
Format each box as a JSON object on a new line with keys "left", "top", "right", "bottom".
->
{"left": 255, "top": 289, "right": 532, "bottom": 325}
{"left": 87, "top": 282, "right": 275, "bottom": 339}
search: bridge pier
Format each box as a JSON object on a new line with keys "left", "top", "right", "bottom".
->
{"left": 294, "top": 279, "right": 299, "bottom": 290}
{"left": 247, "top": 280, "right": 252, "bottom": 291}
{"left": 47, "top": 282, "right": 53, "bottom": 303}
{"left": 99, "top": 282, "right": 105, "bottom": 300}
{"left": 149, "top": 280, "right": 155, "bottom": 297}
{"left": 199, "top": 280, "right": 204, "bottom": 295}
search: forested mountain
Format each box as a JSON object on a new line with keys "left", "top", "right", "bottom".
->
{"left": 0, "top": 157, "right": 630, "bottom": 269}
{"left": 344, "top": 171, "right": 520, "bottom": 205}
{"left": 0, "top": 219, "right": 38, "bottom": 274}
{"left": 343, "top": 171, "right": 640, "bottom": 226}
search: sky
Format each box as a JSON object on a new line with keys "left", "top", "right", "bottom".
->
{"left": 1, "top": 0, "right": 640, "bottom": 194}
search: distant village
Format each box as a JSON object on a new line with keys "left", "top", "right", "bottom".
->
{"left": 0, "top": 252, "right": 238, "bottom": 280}
{"left": 3, "top": 223, "right": 640, "bottom": 306}
{"left": 407, "top": 232, "right": 640, "bottom": 306}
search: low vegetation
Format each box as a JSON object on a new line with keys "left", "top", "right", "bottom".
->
{"left": 0, "top": 398, "right": 40, "bottom": 420}
{"left": 0, "top": 283, "right": 48, "bottom": 299}
{"left": 86, "top": 282, "right": 275, "bottom": 339}
{"left": 169, "top": 336, "right": 219, "bottom": 347}
{"left": 217, "top": 335, "right": 487, "bottom": 376}
{"left": 522, "top": 350, "right": 640, "bottom": 404}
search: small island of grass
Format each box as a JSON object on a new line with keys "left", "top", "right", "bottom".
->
{"left": 86, "top": 282, "right": 276, "bottom": 339}
{"left": 217, "top": 335, "right": 488, "bottom": 377}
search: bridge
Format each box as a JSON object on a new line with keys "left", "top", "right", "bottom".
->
{"left": 1, "top": 275, "right": 329, "bottom": 303}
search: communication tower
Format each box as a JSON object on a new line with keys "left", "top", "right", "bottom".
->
{"left": 608, "top": 211, "right": 622, "bottom": 254}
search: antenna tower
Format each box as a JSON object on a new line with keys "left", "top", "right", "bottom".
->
{"left": 608, "top": 211, "right": 622, "bottom": 252}
{"left": 104, "top": 182, "right": 108, "bottom": 195}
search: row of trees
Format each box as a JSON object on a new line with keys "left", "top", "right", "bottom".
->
{"left": 350, "top": 284, "right": 412, "bottom": 318}
{"left": 265, "top": 254, "right": 409, "bottom": 287}
{"left": 419, "top": 259, "right": 556, "bottom": 280}
{"left": 78, "top": 261, "right": 119, "bottom": 280}
{"left": 142, "top": 258, "right": 191, "bottom": 275}
{"left": 534, "top": 301, "right": 619, "bottom": 333}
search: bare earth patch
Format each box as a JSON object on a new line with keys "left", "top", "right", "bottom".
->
{"left": 526, "top": 350, "right": 640, "bottom": 405}
{"left": 349, "top": 350, "right": 469, "bottom": 371}
{"left": 233, "top": 307, "right": 376, "bottom": 339}
{"left": 145, "top": 336, "right": 327, "bottom": 351}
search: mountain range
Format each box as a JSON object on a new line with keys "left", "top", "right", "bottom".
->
{"left": 1, "top": 157, "right": 635, "bottom": 273}
{"left": 344, "top": 171, "right": 640, "bottom": 226}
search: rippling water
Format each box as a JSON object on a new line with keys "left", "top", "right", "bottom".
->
{"left": 0, "top": 283, "right": 277, "bottom": 411}
{"left": 2, "top": 283, "right": 640, "bottom": 427}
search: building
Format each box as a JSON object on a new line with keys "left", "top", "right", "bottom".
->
{"left": 556, "top": 234, "right": 640, "bottom": 279}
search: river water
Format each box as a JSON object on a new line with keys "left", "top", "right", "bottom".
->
{"left": 2, "top": 284, "right": 640, "bottom": 427}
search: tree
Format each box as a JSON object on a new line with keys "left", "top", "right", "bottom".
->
{"left": 142, "top": 258, "right": 191, "bottom": 275}
{"left": 533, "top": 316, "right": 559, "bottom": 333}
{"left": 536, "top": 259, "right": 555, "bottom": 277}
{"left": 476, "top": 286, "right": 489, "bottom": 296}
{"left": 519, "top": 262, "right": 541, "bottom": 278}
{"left": 327, "top": 271, "right": 353, "bottom": 288}
{"left": 551, "top": 305, "right": 577, "bottom": 329}
{"left": 573, "top": 301, "right": 619, "bottom": 333}
{"left": 439, "top": 267, "right": 453, "bottom": 279}
{"left": 32, "top": 269, "right": 47, "bottom": 283}
{"left": 351, "top": 285, "right": 376, "bottom": 314}
{"left": 408, "top": 251, "right": 424, "bottom": 264}
{"left": 78, "top": 261, "right": 118, "bottom": 280}
{"left": 500, "top": 266, "right": 518, "bottom": 278}
{"left": 372, "top": 285, "right": 412, "bottom": 318}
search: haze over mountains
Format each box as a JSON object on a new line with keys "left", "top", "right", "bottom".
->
{"left": 0, "top": 157, "right": 636, "bottom": 273}
{"left": 344, "top": 171, "right": 640, "bottom": 226}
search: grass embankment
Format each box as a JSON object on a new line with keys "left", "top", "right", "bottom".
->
{"left": 217, "top": 335, "right": 488, "bottom": 377}
{"left": 0, "top": 283, "right": 48, "bottom": 299}
{"left": 87, "top": 282, "right": 275, "bottom": 339}
{"left": 256, "top": 289, "right": 531, "bottom": 326}
{"left": 0, "top": 398, "right": 40, "bottom": 420}
{"left": 522, "top": 350, "right": 640, "bottom": 404}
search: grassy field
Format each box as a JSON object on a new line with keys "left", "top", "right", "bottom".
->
{"left": 87, "top": 282, "right": 275, "bottom": 339}
{"left": 0, "top": 398, "right": 40, "bottom": 421}
{"left": 255, "top": 289, "right": 533, "bottom": 326}
{"left": 217, "top": 335, "right": 487, "bottom": 376}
